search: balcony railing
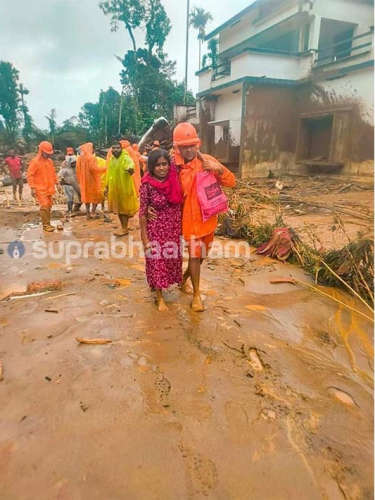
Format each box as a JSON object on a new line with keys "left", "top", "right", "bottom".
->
{"left": 314, "top": 30, "right": 373, "bottom": 67}
{"left": 212, "top": 61, "right": 231, "bottom": 81}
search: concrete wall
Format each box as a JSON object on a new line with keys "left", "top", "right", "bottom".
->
{"left": 214, "top": 89, "right": 243, "bottom": 146}
{"left": 317, "top": 70, "right": 374, "bottom": 124}
{"left": 214, "top": 0, "right": 372, "bottom": 56}
{"left": 198, "top": 51, "right": 314, "bottom": 94}
{"left": 219, "top": 0, "right": 299, "bottom": 54}
{"left": 240, "top": 68, "right": 374, "bottom": 178}
{"left": 313, "top": 0, "right": 373, "bottom": 34}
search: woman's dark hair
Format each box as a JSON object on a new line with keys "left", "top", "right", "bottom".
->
{"left": 147, "top": 148, "right": 170, "bottom": 177}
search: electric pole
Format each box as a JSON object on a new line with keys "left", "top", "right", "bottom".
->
{"left": 184, "top": 0, "right": 190, "bottom": 104}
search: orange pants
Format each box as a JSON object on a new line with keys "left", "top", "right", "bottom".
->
{"left": 186, "top": 233, "right": 214, "bottom": 259}
{"left": 35, "top": 191, "right": 53, "bottom": 208}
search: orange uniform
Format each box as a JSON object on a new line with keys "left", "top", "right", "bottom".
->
{"left": 179, "top": 154, "right": 235, "bottom": 240}
{"left": 173, "top": 123, "right": 236, "bottom": 258}
{"left": 76, "top": 143, "right": 106, "bottom": 204}
{"left": 27, "top": 142, "right": 57, "bottom": 208}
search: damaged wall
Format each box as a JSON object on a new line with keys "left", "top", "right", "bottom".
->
{"left": 240, "top": 69, "right": 374, "bottom": 178}
{"left": 240, "top": 83, "right": 299, "bottom": 177}
{"left": 199, "top": 93, "right": 241, "bottom": 172}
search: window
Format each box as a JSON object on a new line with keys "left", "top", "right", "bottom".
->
{"left": 296, "top": 110, "right": 352, "bottom": 167}
{"left": 317, "top": 19, "right": 356, "bottom": 64}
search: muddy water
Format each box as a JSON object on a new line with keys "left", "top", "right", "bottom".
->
{"left": 0, "top": 209, "right": 373, "bottom": 499}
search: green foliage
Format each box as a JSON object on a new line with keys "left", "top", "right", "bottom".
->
{"left": 102, "top": 0, "right": 195, "bottom": 135}
{"left": 145, "top": 0, "right": 171, "bottom": 54}
{"left": 45, "top": 108, "right": 57, "bottom": 142}
{"left": 207, "top": 38, "right": 218, "bottom": 68}
{"left": 19, "top": 84, "right": 33, "bottom": 144}
{"left": 99, "top": 0, "right": 145, "bottom": 50}
{"left": 189, "top": 7, "right": 213, "bottom": 39}
{"left": 0, "top": 61, "right": 20, "bottom": 142}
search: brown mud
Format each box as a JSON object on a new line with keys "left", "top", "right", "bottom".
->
{"left": 0, "top": 186, "right": 373, "bottom": 499}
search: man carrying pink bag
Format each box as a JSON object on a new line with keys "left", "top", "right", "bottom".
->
{"left": 196, "top": 169, "right": 229, "bottom": 222}
{"left": 174, "top": 122, "right": 236, "bottom": 312}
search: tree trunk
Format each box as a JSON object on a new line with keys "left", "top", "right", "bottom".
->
{"left": 125, "top": 21, "right": 137, "bottom": 52}
{"left": 199, "top": 39, "right": 202, "bottom": 70}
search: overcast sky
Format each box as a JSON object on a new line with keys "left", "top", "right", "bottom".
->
{"left": 0, "top": 0, "right": 250, "bottom": 128}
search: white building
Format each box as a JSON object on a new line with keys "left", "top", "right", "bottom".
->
{"left": 197, "top": 0, "right": 374, "bottom": 177}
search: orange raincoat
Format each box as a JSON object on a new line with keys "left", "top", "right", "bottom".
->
{"left": 177, "top": 153, "right": 235, "bottom": 240}
{"left": 173, "top": 122, "right": 236, "bottom": 241}
{"left": 27, "top": 141, "right": 57, "bottom": 208}
{"left": 76, "top": 143, "right": 106, "bottom": 204}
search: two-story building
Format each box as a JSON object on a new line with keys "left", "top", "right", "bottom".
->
{"left": 196, "top": 0, "right": 374, "bottom": 177}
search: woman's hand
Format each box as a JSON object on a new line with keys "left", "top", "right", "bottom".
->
{"left": 197, "top": 151, "right": 224, "bottom": 175}
{"left": 147, "top": 206, "right": 157, "bottom": 221}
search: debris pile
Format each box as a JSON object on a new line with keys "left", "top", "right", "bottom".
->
{"left": 218, "top": 177, "right": 374, "bottom": 306}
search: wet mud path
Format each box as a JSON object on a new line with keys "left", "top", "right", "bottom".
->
{"left": 0, "top": 208, "right": 373, "bottom": 499}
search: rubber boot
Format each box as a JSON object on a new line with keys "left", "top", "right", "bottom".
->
{"left": 40, "top": 208, "right": 54, "bottom": 232}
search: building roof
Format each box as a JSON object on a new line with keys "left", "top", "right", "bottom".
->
{"left": 205, "top": 0, "right": 374, "bottom": 41}
{"left": 205, "top": 0, "right": 264, "bottom": 40}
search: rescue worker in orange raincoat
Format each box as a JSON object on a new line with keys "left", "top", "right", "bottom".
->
{"left": 27, "top": 141, "right": 58, "bottom": 232}
{"left": 173, "top": 123, "right": 236, "bottom": 312}
{"left": 76, "top": 143, "right": 106, "bottom": 219}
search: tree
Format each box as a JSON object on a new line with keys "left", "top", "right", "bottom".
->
{"left": 45, "top": 109, "right": 57, "bottom": 143}
{"left": 145, "top": 0, "right": 171, "bottom": 54}
{"left": 207, "top": 37, "right": 218, "bottom": 68}
{"left": 190, "top": 7, "right": 213, "bottom": 70}
{"left": 19, "top": 84, "right": 33, "bottom": 144}
{"left": 101, "top": 0, "right": 195, "bottom": 134}
{"left": 99, "top": 0, "right": 145, "bottom": 51}
{"left": 0, "top": 61, "right": 20, "bottom": 142}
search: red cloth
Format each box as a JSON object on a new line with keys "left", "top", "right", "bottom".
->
{"left": 141, "top": 162, "right": 182, "bottom": 205}
{"left": 5, "top": 157, "right": 22, "bottom": 179}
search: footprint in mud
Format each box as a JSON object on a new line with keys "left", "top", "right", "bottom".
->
{"left": 179, "top": 444, "right": 218, "bottom": 497}
{"left": 154, "top": 373, "right": 171, "bottom": 407}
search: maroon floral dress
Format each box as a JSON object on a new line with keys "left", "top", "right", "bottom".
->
{"left": 139, "top": 182, "right": 183, "bottom": 290}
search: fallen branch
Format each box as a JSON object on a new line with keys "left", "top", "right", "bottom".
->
{"left": 320, "top": 260, "right": 374, "bottom": 314}
{"left": 75, "top": 337, "right": 112, "bottom": 345}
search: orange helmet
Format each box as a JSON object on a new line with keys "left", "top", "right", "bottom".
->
{"left": 173, "top": 122, "right": 200, "bottom": 147}
{"left": 38, "top": 141, "right": 54, "bottom": 155}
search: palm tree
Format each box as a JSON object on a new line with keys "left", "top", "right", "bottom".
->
{"left": 189, "top": 7, "right": 213, "bottom": 70}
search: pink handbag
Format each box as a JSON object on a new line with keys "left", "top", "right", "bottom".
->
{"left": 196, "top": 171, "right": 228, "bottom": 222}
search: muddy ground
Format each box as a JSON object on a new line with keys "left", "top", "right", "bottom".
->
{"left": 0, "top": 184, "right": 373, "bottom": 499}
{"left": 230, "top": 175, "right": 373, "bottom": 250}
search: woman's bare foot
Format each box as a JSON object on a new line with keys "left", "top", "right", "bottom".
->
{"left": 180, "top": 280, "right": 193, "bottom": 294}
{"left": 155, "top": 290, "right": 168, "bottom": 311}
{"left": 114, "top": 230, "right": 129, "bottom": 237}
{"left": 191, "top": 293, "right": 204, "bottom": 312}
{"left": 157, "top": 298, "right": 169, "bottom": 312}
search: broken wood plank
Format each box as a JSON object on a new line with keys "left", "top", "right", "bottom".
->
{"left": 76, "top": 338, "right": 112, "bottom": 345}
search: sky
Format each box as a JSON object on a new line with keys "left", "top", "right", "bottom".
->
{"left": 0, "top": 0, "right": 250, "bottom": 128}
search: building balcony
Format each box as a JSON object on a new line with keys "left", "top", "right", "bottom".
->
{"left": 312, "top": 29, "right": 373, "bottom": 75}
{"left": 197, "top": 48, "right": 314, "bottom": 96}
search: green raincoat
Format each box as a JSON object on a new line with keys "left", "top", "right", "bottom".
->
{"left": 106, "top": 150, "right": 139, "bottom": 215}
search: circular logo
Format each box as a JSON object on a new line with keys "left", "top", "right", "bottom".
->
{"left": 7, "top": 240, "right": 25, "bottom": 259}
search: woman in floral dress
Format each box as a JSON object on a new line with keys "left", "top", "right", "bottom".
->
{"left": 139, "top": 149, "right": 183, "bottom": 311}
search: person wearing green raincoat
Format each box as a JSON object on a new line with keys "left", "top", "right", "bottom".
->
{"left": 105, "top": 141, "right": 139, "bottom": 236}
